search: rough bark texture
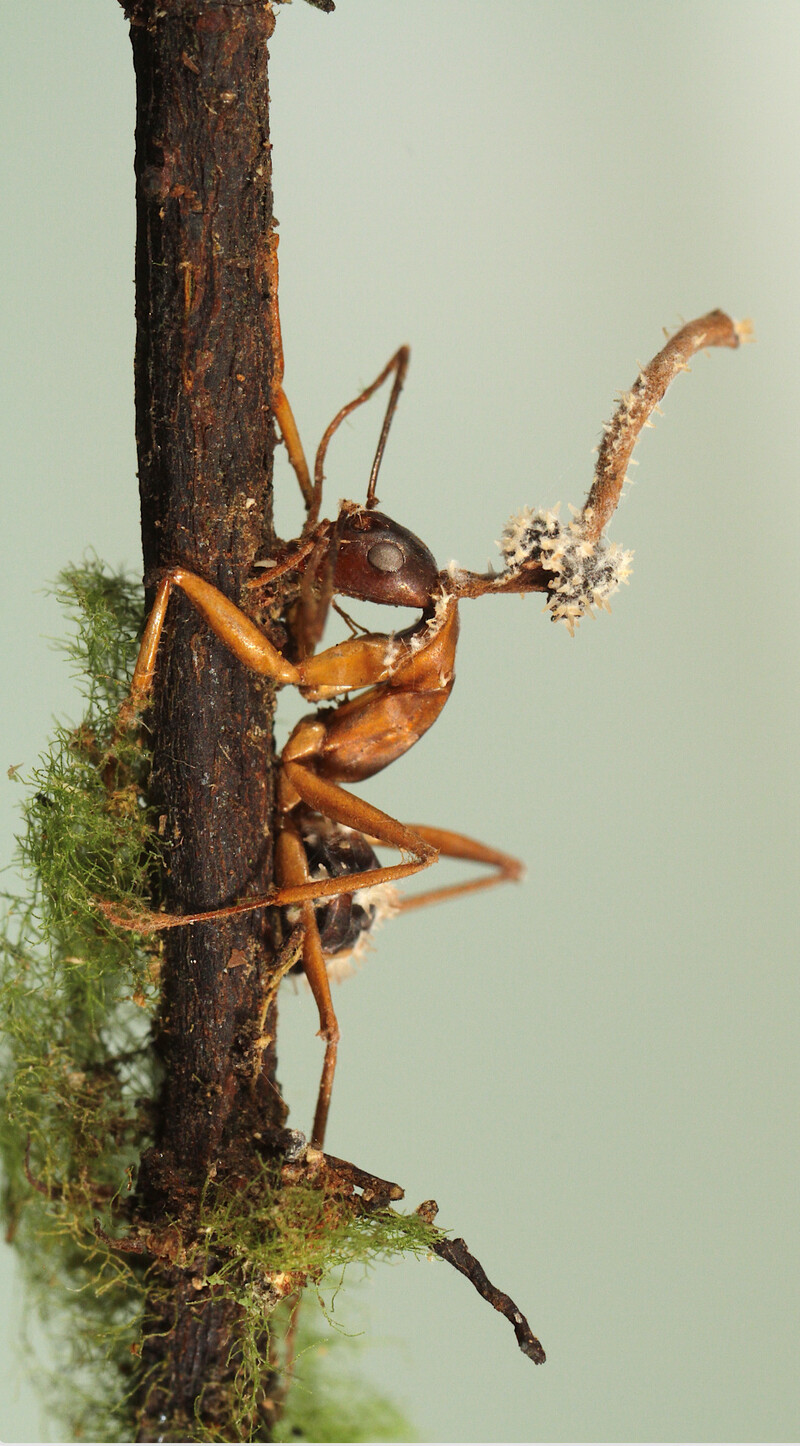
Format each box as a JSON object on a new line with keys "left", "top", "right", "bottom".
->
{"left": 120, "top": 2, "right": 288, "bottom": 1437}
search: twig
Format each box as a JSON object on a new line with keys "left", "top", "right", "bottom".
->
{"left": 432, "top": 1233, "right": 546, "bottom": 1365}
{"left": 323, "top": 1153, "right": 405, "bottom": 1207}
{"left": 416, "top": 1201, "right": 545, "bottom": 1364}
{"left": 24, "top": 1139, "right": 62, "bottom": 1201}
{"left": 94, "top": 1219, "right": 149, "bottom": 1256}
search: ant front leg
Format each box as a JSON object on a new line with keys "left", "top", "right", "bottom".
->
{"left": 119, "top": 566, "right": 302, "bottom": 730}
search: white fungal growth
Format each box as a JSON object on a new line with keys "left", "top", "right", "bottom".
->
{"left": 445, "top": 559, "right": 471, "bottom": 585}
{"left": 322, "top": 882, "right": 401, "bottom": 983}
{"left": 408, "top": 588, "right": 455, "bottom": 655}
{"left": 383, "top": 633, "right": 402, "bottom": 672}
{"left": 500, "top": 505, "right": 633, "bottom": 635}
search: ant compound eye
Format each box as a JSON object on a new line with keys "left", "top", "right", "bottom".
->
{"left": 367, "top": 540, "right": 405, "bottom": 573}
{"left": 334, "top": 508, "right": 439, "bottom": 606}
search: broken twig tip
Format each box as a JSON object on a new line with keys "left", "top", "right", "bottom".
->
{"left": 432, "top": 1235, "right": 546, "bottom": 1365}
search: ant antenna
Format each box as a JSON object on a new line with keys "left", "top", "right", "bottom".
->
{"left": 365, "top": 345, "right": 409, "bottom": 508}
{"left": 308, "top": 346, "right": 410, "bottom": 530}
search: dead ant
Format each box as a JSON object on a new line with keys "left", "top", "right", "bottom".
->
{"left": 104, "top": 243, "right": 747, "bottom": 1147}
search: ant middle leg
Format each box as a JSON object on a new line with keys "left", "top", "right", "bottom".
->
{"left": 120, "top": 566, "right": 302, "bottom": 730}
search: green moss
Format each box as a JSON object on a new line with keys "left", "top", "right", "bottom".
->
{"left": 0, "top": 562, "right": 160, "bottom": 1440}
{"left": 150, "top": 1160, "right": 441, "bottom": 1438}
{"left": 198, "top": 1159, "right": 439, "bottom": 1282}
{"left": 274, "top": 1313, "right": 417, "bottom": 1443}
{"left": 0, "top": 561, "right": 437, "bottom": 1442}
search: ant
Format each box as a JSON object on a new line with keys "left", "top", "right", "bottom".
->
{"left": 105, "top": 240, "right": 747, "bottom": 1148}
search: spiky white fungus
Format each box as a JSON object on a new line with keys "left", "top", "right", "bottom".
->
{"left": 500, "top": 505, "right": 633, "bottom": 635}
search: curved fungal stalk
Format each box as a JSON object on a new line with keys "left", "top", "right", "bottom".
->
{"left": 490, "top": 309, "right": 750, "bottom": 632}
{"left": 582, "top": 309, "right": 750, "bottom": 543}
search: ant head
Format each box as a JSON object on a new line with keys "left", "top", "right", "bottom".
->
{"left": 332, "top": 504, "right": 439, "bottom": 608}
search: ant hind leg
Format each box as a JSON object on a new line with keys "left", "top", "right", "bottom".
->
{"left": 276, "top": 824, "right": 339, "bottom": 1150}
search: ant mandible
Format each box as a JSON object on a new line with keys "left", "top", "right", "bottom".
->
{"left": 107, "top": 237, "right": 747, "bottom": 1148}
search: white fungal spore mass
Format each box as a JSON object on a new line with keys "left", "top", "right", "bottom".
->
{"left": 500, "top": 505, "right": 633, "bottom": 635}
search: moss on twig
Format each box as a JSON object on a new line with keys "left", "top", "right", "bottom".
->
{"left": 0, "top": 562, "right": 429, "bottom": 1441}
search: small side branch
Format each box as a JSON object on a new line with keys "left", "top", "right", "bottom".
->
{"left": 432, "top": 1233, "right": 546, "bottom": 1365}
{"left": 322, "top": 1153, "right": 405, "bottom": 1208}
{"left": 416, "top": 1200, "right": 545, "bottom": 1364}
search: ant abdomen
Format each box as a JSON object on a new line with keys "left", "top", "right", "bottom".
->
{"left": 286, "top": 811, "right": 396, "bottom": 969}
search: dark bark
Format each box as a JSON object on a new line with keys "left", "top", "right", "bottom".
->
{"left": 119, "top": 1, "right": 289, "bottom": 1436}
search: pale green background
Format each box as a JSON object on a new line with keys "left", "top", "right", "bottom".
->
{"left": 1, "top": 3, "right": 798, "bottom": 1442}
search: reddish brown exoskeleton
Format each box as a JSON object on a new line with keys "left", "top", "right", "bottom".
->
{"left": 106, "top": 240, "right": 748, "bottom": 1146}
